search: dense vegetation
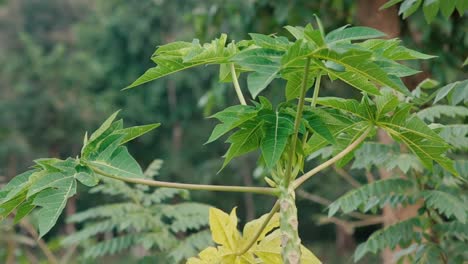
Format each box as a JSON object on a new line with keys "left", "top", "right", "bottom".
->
{"left": 0, "top": 0, "right": 466, "bottom": 263}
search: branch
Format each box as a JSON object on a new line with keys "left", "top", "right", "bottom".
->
{"left": 293, "top": 126, "right": 372, "bottom": 189}
{"left": 90, "top": 166, "right": 278, "bottom": 196}
{"left": 284, "top": 57, "right": 312, "bottom": 185}
{"left": 296, "top": 189, "right": 374, "bottom": 220}
{"left": 230, "top": 63, "right": 247, "bottom": 105}
{"left": 319, "top": 216, "right": 385, "bottom": 230}
{"left": 236, "top": 201, "right": 280, "bottom": 255}
{"left": 334, "top": 165, "right": 361, "bottom": 188}
{"left": 19, "top": 219, "right": 59, "bottom": 264}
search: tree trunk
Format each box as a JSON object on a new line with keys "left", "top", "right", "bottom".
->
{"left": 280, "top": 185, "right": 301, "bottom": 264}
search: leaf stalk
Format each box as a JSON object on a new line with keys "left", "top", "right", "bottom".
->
{"left": 90, "top": 166, "right": 278, "bottom": 196}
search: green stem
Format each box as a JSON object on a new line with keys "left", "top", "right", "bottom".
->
{"left": 230, "top": 63, "right": 247, "bottom": 105}
{"left": 236, "top": 201, "right": 280, "bottom": 255}
{"left": 284, "top": 57, "right": 311, "bottom": 185}
{"left": 310, "top": 73, "right": 321, "bottom": 107}
{"left": 90, "top": 166, "right": 278, "bottom": 196}
{"left": 293, "top": 126, "right": 372, "bottom": 189}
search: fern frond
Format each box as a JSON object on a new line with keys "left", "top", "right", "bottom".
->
{"left": 163, "top": 202, "right": 210, "bottom": 232}
{"left": 385, "top": 153, "right": 424, "bottom": 173}
{"left": 62, "top": 220, "right": 115, "bottom": 246}
{"left": 414, "top": 244, "right": 444, "bottom": 264}
{"left": 354, "top": 217, "right": 422, "bottom": 261}
{"left": 416, "top": 105, "right": 468, "bottom": 122}
{"left": 435, "top": 221, "right": 468, "bottom": 241}
{"left": 422, "top": 190, "right": 467, "bottom": 223}
{"left": 438, "top": 125, "right": 468, "bottom": 150}
{"left": 328, "top": 178, "right": 414, "bottom": 217}
{"left": 144, "top": 159, "right": 164, "bottom": 178}
{"left": 149, "top": 188, "right": 188, "bottom": 204}
{"left": 67, "top": 203, "right": 137, "bottom": 223}
{"left": 351, "top": 142, "right": 396, "bottom": 170}
{"left": 84, "top": 234, "right": 137, "bottom": 258}
{"left": 168, "top": 230, "right": 212, "bottom": 263}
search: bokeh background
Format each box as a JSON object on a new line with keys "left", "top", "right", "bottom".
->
{"left": 0, "top": 0, "right": 466, "bottom": 263}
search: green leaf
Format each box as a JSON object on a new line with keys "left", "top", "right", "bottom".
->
{"left": 127, "top": 35, "right": 231, "bottom": 89}
{"left": 206, "top": 105, "right": 258, "bottom": 144}
{"left": 14, "top": 196, "right": 36, "bottom": 224}
{"left": 0, "top": 170, "right": 35, "bottom": 204}
{"left": 374, "top": 91, "right": 399, "bottom": 119}
{"left": 416, "top": 105, "right": 468, "bottom": 122}
{"left": 222, "top": 121, "right": 264, "bottom": 170}
{"left": 88, "top": 110, "right": 121, "bottom": 142}
{"left": 433, "top": 80, "right": 467, "bottom": 104}
{"left": 28, "top": 172, "right": 74, "bottom": 197}
{"left": 325, "top": 26, "right": 386, "bottom": 45}
{"left": 438, "top": 125, "right": 468, "bottom": 150}
{"left": 89, "top": 146, "right": 144, "bottom": 179}
{"left": 231, "top": 48, "right": 283, "bottom": 98}
{"left": 423, "top": 0, "right": 440, "bottom": 23}
{"left": 302, "top": 110, "right": 335, "bottom": 143}
{"left": 379, "top": 115, "right": 457, "bottom": 175}
{"left": 360, "top": 38, "right": 435, "bottom": 60}
{"left": 354, "top": 217, "right": 422, "bottom": 261}
{"left": 312, "top": 60, "right": 381, "bottom": 95}
{"left": 75, "top": 165, "right": 99, "bottom": 187}
{"left": 434, "top": 221, "right": 468, "bottom": 241}
{"left": 399, "top": 0, "right": 422, "bottom": 19}
{"left": 249, "top": 33, "right": 289, "bottom": 51}
{"left": 315, "top": 97, "right": 371, "bottom": 121}
{"left": 247, "top": 71, "right": 279, "bottom": 99}
{"left": 33, "top": 178, "right": 76, "bottom": 237}
{"left": 284, "top": 25, "right": 305, "bottom": 40}
{"left": 440, "top": 0, "right": 457, "bottom": 18}
{"left": 260, "top": 111, "right": 295, "bottom": 168}
{"left": 0, "top": 189, "right": 28, "bottom": 220}
{"left": 115, "top": 123, "right": 160, "bottom": 145}
{"left": 285, "top": 71, "right": 315, "bottom": 100}
{"left": 328, "top": 178, "right": 414, "bottom": 217}
{"left": 380, "top": 0, "right": 403, "bottom": 9}
{"left": 311, "top": 49, "right": 409, "bottom": 95}
{"left": 422, "top": 190, "right": 467, "bottom": 223}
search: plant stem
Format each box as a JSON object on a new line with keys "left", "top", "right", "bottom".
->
{"left": 279, "top": 57, "right": 312, "bottom": 264}
{"left": 293, "top": 126, "right": 372, "bottom": 189}
{"left": 236, "top": 201, "right": 280, "bottom": 255}
{"left": 279, "top": 185, "right": 302, "bottom": 264}
{"left": 310, "top": 73, "right": 321, "bottom": 107}
{"left": 90, "top": 166, "right": 278, "bottom": 196}
{"left": 284, "top": 57, "right": 311, "bottom": 185}
{"left": 230, "top": 63, "right": 247, "bottom": 105}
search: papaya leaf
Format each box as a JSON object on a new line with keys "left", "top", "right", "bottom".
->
{"left": 115, "top": 123, "right": 160, "bottom": 145}
{"left": 260, "top": 111, "right": 295, "bottom": 168}
{"left": 206, "top": 105, "right": 259, "bottom": 144}
{"left": 221, "top": 121, "right": 264, "bottom": 170}
{"left": 325, "top": 26, "right": 386, "bottom": 45}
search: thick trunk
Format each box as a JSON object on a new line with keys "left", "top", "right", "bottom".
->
{"left": 280, "top": 185, "right": 301, "bottom": 264}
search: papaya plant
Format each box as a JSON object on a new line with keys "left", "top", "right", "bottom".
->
{"left": 0, "top": 17, "right": 462, "bottom": 263}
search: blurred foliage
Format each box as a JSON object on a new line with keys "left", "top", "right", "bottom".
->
{"left": 0, "top": 0, "right": 466, "bottom": 263}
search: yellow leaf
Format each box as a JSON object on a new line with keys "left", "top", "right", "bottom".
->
{"left": 253, "top": 230, "right": 322, "bottom": 264}
{"left": 186, "top": 246, "right": 222, "bottom": 264}
{"left": 242, "top": 212, "right": 279, "bottom": 244}
{"left": 253, "top": 230, "right": 282, "bottom": 264}
{"left": 209, "top": 207, "right": 239, "bottom": 251}
{"left": 300, "top": 245, "right": 322, "bottom": 264}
